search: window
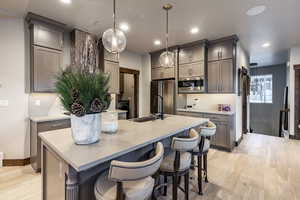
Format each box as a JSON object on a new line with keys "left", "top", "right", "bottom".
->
{"left": 250, "top": 74, "right": 273, "bottom": 103}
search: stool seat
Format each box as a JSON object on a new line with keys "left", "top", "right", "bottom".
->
{"left": 95, "top": 171, "right": 155, "bottom": 200}
{"left": 192, "top": 138, "right": 210, "bottom": 154}
{"left": 160, "top": 151, "right": 191, "bottom": 173}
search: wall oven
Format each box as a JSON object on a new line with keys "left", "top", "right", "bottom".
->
{"left": 178, "top": 77, "right": 205, "bottom": 93}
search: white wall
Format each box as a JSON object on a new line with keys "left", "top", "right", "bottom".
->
{"left": 288, "top": 46, "right": 300, "bottom": 135}
{"left": 0, "top": 18, "right": 29, "bottom": 159}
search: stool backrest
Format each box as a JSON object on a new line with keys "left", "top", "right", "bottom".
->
{"left": 109, "top": 142, "right": 164, "bottom": 181}
{"left": 171, "top": 130, "right": 199, "bottom": 152}
{"left": 200, "top": 121, "right": 217, "bottom": 137}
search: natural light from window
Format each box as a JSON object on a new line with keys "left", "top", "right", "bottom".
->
{"left": 250, "top": 74, "right": 273, "bottom": 104}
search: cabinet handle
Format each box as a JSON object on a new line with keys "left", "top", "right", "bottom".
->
{"left": 51, "top": 123, "right": 64, "bottom": 127}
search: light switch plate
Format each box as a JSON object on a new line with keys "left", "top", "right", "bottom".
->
{"left": 0, "top": 100, "right": 8, "bottom": 107}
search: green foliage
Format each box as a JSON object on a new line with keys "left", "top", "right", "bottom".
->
{"left": 55, "top": 67, "right": 111, "bottom": 115}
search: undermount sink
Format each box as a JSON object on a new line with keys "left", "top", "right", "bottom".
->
{"left": 130, "top": 115, "right": 158, "bottom": 123}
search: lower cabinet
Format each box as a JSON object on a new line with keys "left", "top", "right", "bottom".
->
{"left": 177, "top": 111, "right": 235, "bottom": 151}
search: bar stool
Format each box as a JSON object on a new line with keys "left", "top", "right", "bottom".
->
{"left": 191, "top": 121, "right": 216, "bottom": 195}
{"left": 94, "top": 142, "right": 164, "bottom": 200}
{"left": 157, "top": 130, "right": 199, "bottom": 200}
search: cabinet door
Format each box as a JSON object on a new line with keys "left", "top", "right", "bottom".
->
{"left": 104, "top": 61, "right": 120, "bottom": 94}
{"left": 152, "top": 67, "right": 163, "bottom": 80}
{"left": 104, "top": 49, "right": 119, "bottom": 62}
{"left": 220, "top": 40, "right": 234, "bottom": 60}
{"left": 34, "top": 24, "right": 63, "bottom": 50}
{"left": 179, "top": 62, "right": 204, "bottom": 78}
{"left": 163, "top": 67, "right": 175, "bottom": 79}
{"left": 207, "top": 61, "right": 220, "bottom": 93}
{"left": 33, "top": 46, "right": 62, "bottom": 92}
{"left": 179, "top": 45, "right": 204, "bottom": 64}
{"left": 207, "top": 43, "right": 221, "bottom": 62}
{"left": 220, "top": 59, "right": 234, "bottom": 93}
{"left": 215, "top": 122, "right": 229, "bottom": 148}
{"left": 151, "top": 52, "right": 161, "bottom": 68}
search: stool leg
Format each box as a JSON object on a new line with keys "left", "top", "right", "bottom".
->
{"left": 184, "top": 172, "right": 189, "bottom": 200}
{"left": 204, "top": 154, "right": 208, "bottom": 183}
{"left": 197, "top": 155, "right": 203, "bottom": 195}
{"left": 172, "top": 174, "right": 178, "bottom": 200}
{"left": 163, "top": 175, "right": 168, "bottom": 196}
{"left": 191, "top": 155, "right": 195, "bottom": 170}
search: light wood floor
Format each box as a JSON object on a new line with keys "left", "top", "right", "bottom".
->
{"left": 1, "top": 133, "right": 300, "bottom": 200}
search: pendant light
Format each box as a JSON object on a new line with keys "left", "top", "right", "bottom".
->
{"left": 102, "top": 0, "right": 126, "bottom": 54}
{"left": 159, "top": 4, "right": 174, "bottom": 68}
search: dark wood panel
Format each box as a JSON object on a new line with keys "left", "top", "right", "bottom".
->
{"left": 3, "top": 158, "right": 30, "bottom": 166}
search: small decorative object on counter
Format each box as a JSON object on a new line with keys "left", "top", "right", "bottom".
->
{"left": 55, "top": 66, "right": 111, "bottom": 145}
{"left": 218, "top": 104, "right": 232, "bottom": 112}
{"left": 102, "top": 111, "right": 118, "bottom": 134}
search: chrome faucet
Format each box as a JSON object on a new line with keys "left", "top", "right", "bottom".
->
{"left": 155, "top": 94, "right": 164, "bottom": 120}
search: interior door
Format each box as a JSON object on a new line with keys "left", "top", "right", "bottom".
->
{"left": 220, "top": 59, "right": 234, "bottom": 93}
{"left": 207, "top": 61, "right": 220, "bottom": 93}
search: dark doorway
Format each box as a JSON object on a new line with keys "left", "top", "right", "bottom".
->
{"left": 249, "top": 64, "right": 287, "bottom": 136}
{"left": 117, "top": 68, "right": 139, "bottom": 119}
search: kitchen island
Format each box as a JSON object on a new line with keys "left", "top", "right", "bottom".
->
{"left": 39, "top": 115, "right": 208, "bottom": 200}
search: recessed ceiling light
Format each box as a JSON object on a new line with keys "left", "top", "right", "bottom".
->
{"left": 60, "top": 0, "right": 71, "bottom": 4}
{"left": 262, "top": 42, "right": 270, "bottom": 48}
{"left": 246, "top": 5, "right": 266, "bottom": 16}
{"left": 119, "top": 23, "right": 129, "bottom": 32}
{"left": 154, "top": 40, "right": 161, "bottom": 46}
{"left": 190, "top": 27, "right": 199, "bottom": 34}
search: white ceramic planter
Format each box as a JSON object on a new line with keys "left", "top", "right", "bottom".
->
{"left": 70, "top": 113, "right": 102, "bottom": 145}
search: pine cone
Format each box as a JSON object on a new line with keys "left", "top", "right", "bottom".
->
{"left": 71, "top": 89, "right": 80, "bottom": 103}
{"left": 71, "top": 102, "right": 86, "bottom": 117}
{"left": 90, "top": 98, "right": 104, "bottom": 113}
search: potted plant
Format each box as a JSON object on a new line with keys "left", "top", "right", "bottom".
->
{"left": 55, "top": 67, "right": 111, "bottom": 145}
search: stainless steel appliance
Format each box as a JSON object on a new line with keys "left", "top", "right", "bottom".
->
{"left": 151, "top": 80, "right": 176, "bottom": 115}
{"left": 178, "top": 77, "right": 205, "bottom": 93}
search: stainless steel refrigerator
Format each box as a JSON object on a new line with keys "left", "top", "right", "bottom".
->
{"left": 151, "top": 80, "right": 176, "bottom": 115}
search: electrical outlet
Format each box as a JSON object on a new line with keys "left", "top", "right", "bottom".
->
{"left": 0, "top": 100, "right": 8, "bottom": 107}
{"left": 35, "top": 100, "right": 41, "bottom": 106}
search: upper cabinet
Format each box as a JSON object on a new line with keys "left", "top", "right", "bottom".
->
{"left": 178, "top": 41, "right": 206, "bottom": 80}
{"left": 207, "top": 36, "right": 238, "bottom": 93}
{"left": 150, "top": 48, "right": 177, "bottom": 80}
{"left": 98, "top": 40, "right": 120, "bottom": 94}
{"left": 26, "top": 13, "right": 66, "bottom": 93}
{"left": 208, "top": 39, "right": 235, "bottom": 62}
{"left": 33, "top": 24, "right": 63, "bottom": 51}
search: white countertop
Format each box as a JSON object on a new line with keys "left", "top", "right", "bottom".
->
{"left": 30, "top": 110, "right": 128, "bottom": 123}
{"left": 39, "top": 115, "right": 208, "bottom": 171}
{"left": 177, "top": 108, "right": 235, "bottom": 115}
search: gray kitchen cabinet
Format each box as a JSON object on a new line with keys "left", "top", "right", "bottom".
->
{"left": 30, "top": 119, "right": 70, "bottom": 172}
{"left": 32, "top": 46, "right": 63, "bottom": 92}
{"left": 176, "top": 111, "right": 235, "bottom": 151}
{"left": 33, "top": 24, "right": 64, "bottom": 50}
{"left": 179, "top": 45, "right": 204, "bottom": 64}
{"left": 208, "top": 40, "right": 234, "bottom": 62}
{"left": 152, "top": 67, "right": 175, "bottom": 80}
{"left": 179, "top": 61, "right": 204, "bottom": 79}
{"left": 104, "top": 60, "right": 120, "bottom": 94}
{"left": 151, "top": 52, "right": 161, "bottom": 68}
{"left": 207, "top": 59, "right": 234, "bottom": 93}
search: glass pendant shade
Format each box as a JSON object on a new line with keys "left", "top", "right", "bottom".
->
{"left": 159, "top": 51, "right": 174, "bottom": 67}
{"left": 102, "top": 28, "right": 126, "bottom": 54}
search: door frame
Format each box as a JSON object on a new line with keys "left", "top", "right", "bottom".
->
{"left": 293, "top": 65, "right": 300, "bottom": 139}
{"left": 119, "top": 67, "right": 140, "bottom": 118}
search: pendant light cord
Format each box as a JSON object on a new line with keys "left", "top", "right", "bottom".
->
{"left": 113, "top": 0, "right": 116, "bottom": 31}
{"left": 165, "top": 9, "right": 169, "bottom": 53}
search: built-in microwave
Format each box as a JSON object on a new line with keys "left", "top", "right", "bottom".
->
{"left": 178, "top": 77, "right": 205, "bottom": 93}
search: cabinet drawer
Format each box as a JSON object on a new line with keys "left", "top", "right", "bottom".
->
{"left": 179, "top": 62, "right": 204, "bottom": 78}
{"left": 201, "top": 113, "right": 230, "bottom": 122}
{"left": 37, "top": 119, "right": 71, "bottom": 132}
{"left": 179, "top": 45, "right": 204, "bottom": 64}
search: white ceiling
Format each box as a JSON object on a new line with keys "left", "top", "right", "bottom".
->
{"left": 1, "top": 0, "right": 300, "bottom": 66}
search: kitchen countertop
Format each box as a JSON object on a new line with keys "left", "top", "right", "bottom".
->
{"left": 39, "top": 115, "right": 208, "bottom": 171}
{"left": 177, "top": 108, "right": 235, "bottom": 115}
{"left": 30, "top": 109, "right": 128, "bottom": 123}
